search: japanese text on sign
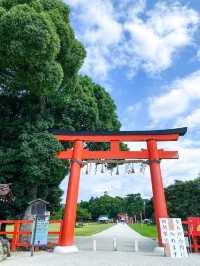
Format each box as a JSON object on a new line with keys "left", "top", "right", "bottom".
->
{"left": 160, "top": 218, "right": 188, "bottom": 258}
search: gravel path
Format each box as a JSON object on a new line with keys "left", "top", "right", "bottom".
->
{"left": 76, "top": 223, "right": 156, "bottom": 252}
{"left": 1, "top": 224, "right": 199, "bottom": 266}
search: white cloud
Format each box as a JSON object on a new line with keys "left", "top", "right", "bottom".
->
{"left": 83, "top": 48, "right": 111, "bottom": 79}
{"left": 149, "top": 70, "right": 200, "bottom": 122}
{"left": 117, "top": 0, "right": 146, "bottom": 20}
{"left": 66, "top": 0, "right": 81, "bottom": 6}
{"left": 127, "top": 103, "right": 142, "bottom": 112}
{"left": 66, "top": 0, "right": 199, "bottom": 80}
{"left": 160, "top": 140, "right": 200, "bottom": 187}
{"left": 125, "top": 2, "right": 199, "bottom": 74}
{"left": 121, "top": 103, "right": 143, "bottom": 130}
{"left": 197, "top": 49, "right": 200, "bottom": 60}
{"left": 176, "top": 108, "right": 200, "bottom": 128}
{"left": 66, "top": 0, "right": 123, "bottom": 79}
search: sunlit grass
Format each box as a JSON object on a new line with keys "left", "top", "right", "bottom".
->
{"left": 48, "top": 222, "right": 113, "bottom": 236}
{"left": 129, "top": 223, "right": 157, "bottom": 239}
{"left": 75, "top": 223, "right": 113, "bottom": 236}
{"left": 5, "top": 222, "right": 113, "bottom": 237}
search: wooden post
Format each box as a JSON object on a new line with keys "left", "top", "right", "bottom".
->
{"left": 11, "top": 221, "right": 20, "bottom": 252}
{"left": 55, "top": 141, "right": 83, "bottom": 253}
{"left": 147, "top": 139, "right": 168, "bottom": 247}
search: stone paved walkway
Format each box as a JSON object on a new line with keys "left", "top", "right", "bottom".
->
{"left": 1, "top": 224, "right": 199, "bottom": 266}
{"left": 76, "top": 223, "right": 156, "bottom": 252}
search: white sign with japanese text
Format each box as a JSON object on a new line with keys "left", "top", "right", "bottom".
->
{"left": 160, "top": 218, "right": 188, "bottom": 258}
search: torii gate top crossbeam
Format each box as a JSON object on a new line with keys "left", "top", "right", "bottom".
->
{"left": 49, "top": 127, "right": 187, "bottom": 160}
{"left": 49, "top": 127, "right": 187, "bottom": 142}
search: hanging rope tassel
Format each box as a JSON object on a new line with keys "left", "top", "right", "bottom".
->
{"left": 140, "top": 163, "right": 146, "bottom": 174}
{"left": 131, "top": 162, "right": 135, "bottom": 173}
{"left": 101, "top": 164, "right": 104, "bottom": 174}
{"left": 110, "top": 168, "right": 113, "bottom": 176}
{"left": 95, "top": 164, "right": 98, "bottom": 175}
{"left": 85, "top": 164, "right": 89, "bottom": 175}
{"left": 116, "top": 164, "right": 119, "bottom": 175}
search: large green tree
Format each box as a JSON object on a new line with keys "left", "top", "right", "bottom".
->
{"left": 125, "top": 194, "right": 145, "bottom": 219}
{"left": 0, "top": 0, "right": 85, "bottom": 95}
{"left": 85, "top": 193, "right": 125, "bottom": 220}
{"left": 79, "top": 192, "right": 145, "bottom": 220}
{"left": 0, "top": 0, "right": 120, "bottom": 218}
{"left": 76, "top": 206, "right": 91, "bottom": 222}
{"left": 165, "top": 177, "right": 200, "bottom": 219}
{"left": 143, "top": 177, "right": 200, "bottom": 220}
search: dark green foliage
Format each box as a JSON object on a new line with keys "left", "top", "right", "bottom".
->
{"left": 60, "top": 76, "right": 121, "bottom": 131}
{"left": 79, "top": 192, "right": 144, "bottom": 220}
{"left": 144, "top": 198, "right": 154, "bottom": 221}
{"left": 125, "top": 194, "right": 144, "bottom": 218}
{"left": 76, "top": 207, "right": 91, "bottom": 222}
{"left": 93, "top": 84, "right": 120, "bottom": 130}
{"left": 0, "top": 127, "right": 66, "bottom": 217}
{"left": 0, "top": 0, "right": 85, "bottom": 95}
{"left": 0, "top": 0, "right": 120, "bottom": 219}
{"left": 142, "top": 177, "right": 200, "bottom": 220}
{"left": 165, "top": 177, "right": 200, "bottom": 219}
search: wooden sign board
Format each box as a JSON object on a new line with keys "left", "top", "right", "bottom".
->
{"left": 160, "top": 218, "right": 188, "bottom": 258}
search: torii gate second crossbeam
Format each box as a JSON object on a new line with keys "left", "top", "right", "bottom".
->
{"left": 49, "top": 127, "right": 187, "bottom": 253}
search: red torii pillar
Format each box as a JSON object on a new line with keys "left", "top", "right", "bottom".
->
{"left": 50, "top": 127, "right": 187, "bottom": 253}
{"left": 147, "top": 139, "right": 168, "bottom": 245}
{"left": 59, "top": 141, "right": 83, "bottom": 250}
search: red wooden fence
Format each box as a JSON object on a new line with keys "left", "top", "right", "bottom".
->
{"left": 182, "top": 217, "right": 200, "bottom": 253}
{"left": 0, "top": 218, "right": 199, "bottom": 253}
{"left": 0, "top": 219, "right": 63, "bottom": 251}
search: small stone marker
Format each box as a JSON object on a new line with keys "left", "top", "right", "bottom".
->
{"left": 134, "top": 239, "right": 139, "bottom": 252}
{"left": 0, "top": 238, "right": 10, "bottom": 261}
{"left": 93, "top": 239, "right": 96, "bottom": 251}
{"left": 113, "top": 238, "right": 117, "bottom": 251}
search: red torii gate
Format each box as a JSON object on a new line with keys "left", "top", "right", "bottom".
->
{"left": 49, "top": 127, "right": 187, "bottom": 253}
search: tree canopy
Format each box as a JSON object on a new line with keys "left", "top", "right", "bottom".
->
{"left": 165, "top": 177, "right": 200, "bottom": 219}
{"left": 0, "top": 0, "right": 120, "bottom": 218}
{"left": 0, "top": 0, "right": 85, "bottom": 95}
{"left": 78, "top": 192, "right": 145, "bottom": 220}
{"left": 76, "top": 206, "right": 91, "bottom": 222}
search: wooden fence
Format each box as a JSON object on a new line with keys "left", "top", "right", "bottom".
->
{"left": 182, "top": 217, "right": 200, "bottom": 253}
{"left": 0, "top": 219, "right": 62, "bottom": 251}
{"left": 0, "top": 218, "right": 199, "bottom": 253}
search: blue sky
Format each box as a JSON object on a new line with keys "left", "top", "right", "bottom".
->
{"left": 61, "top": 0, "right": 200, "bottom": 201}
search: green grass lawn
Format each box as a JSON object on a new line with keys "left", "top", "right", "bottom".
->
{"left": 75, "top": 223, "right": 113, "bottom": 236}
{"left": 5, "top": 222, "right": 113, "bottom": 237}
{"left": 48, "top": 222, "right": 113, "bottom": 236}
{"left": 129, "top": 223, "right": 157, "bottom": 239}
